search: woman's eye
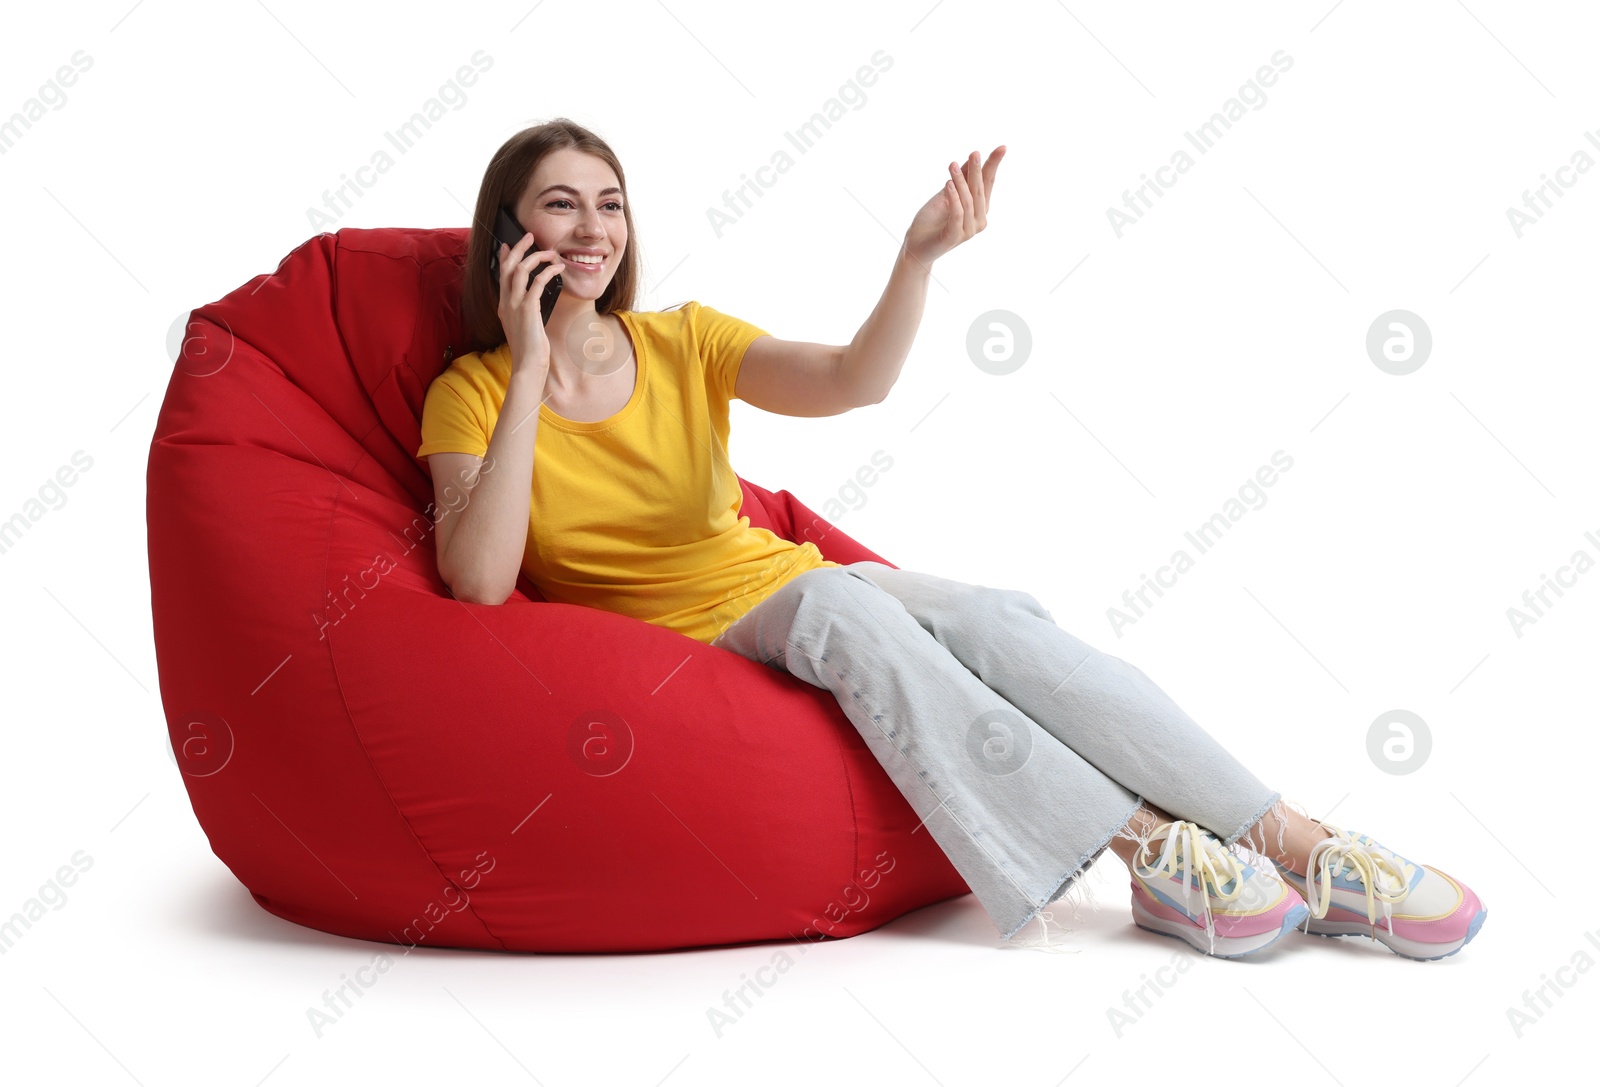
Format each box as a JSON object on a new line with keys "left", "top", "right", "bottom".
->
{"left": 547, "top": 199, "right": 625, "bottom": 211}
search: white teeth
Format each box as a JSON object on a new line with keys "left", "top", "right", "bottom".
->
{"left": 563, "top": 254, "right": 604, "bottom": 264}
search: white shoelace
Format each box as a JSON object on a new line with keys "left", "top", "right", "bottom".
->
{"left": 1303, "top": 827, "right": 1413, "bottom": 931}
{"left": 1133, "top": 820, "right": 1248, "bottom": 953}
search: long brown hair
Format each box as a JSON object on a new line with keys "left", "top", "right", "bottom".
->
{"left": 462, "top": 119, "right": 642, "bottom": 354}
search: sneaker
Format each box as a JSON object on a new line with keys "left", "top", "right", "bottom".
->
{"left": 1278, "top": 824, "right": 1488, "bottom": 961}
{"left": 1128, "top": 820, "right": 1310, "bottom": 959}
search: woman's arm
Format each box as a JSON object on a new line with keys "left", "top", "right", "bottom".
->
{"left": 434, "top": 367, "right": 546, "bottom": 604}
{"left": 836, "top": 247, "right": 933, "bottom": 406}
{"left": 837, "top": 146, "right": 1005, "bottom": 403}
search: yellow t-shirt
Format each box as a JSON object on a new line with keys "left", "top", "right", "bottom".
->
{"left": 415, "top": 300, "right": 839, "bottom": 644}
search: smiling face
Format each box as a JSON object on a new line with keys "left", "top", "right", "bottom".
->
{"left": 513, "top": 147, "right": 629, "bottom": 305}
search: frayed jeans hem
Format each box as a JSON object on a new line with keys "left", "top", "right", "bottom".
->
{"left": 1000, "top": 792, "right": 1145, "bottom": 943}
{"left": 1221, "top": 789, "right": 1281, "bottom": 847}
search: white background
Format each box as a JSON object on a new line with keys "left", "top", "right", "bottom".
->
{"left": 2, "top": 1, "right": 1595, "bottom": 1084}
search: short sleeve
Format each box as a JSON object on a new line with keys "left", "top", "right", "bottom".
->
{"left": 693, "top": 301, "right": 771, "bottom": 405}
{"left": 416, "top": 371, "right": 489, "bottom": 460}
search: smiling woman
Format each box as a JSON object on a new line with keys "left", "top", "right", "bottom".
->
{"left": 411, "top": 117, "right": 1487, "bottom": 958}
{"left": 426, "top": 119, "right": 858, "bottom": 627}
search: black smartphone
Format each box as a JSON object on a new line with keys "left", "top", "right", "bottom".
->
{"left": 488, "top": 205, "right": 564, "bottom": 325}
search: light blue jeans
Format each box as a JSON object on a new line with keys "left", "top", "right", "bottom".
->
{"left": 709, "top": 560, "right": 1281, "bottom": 941}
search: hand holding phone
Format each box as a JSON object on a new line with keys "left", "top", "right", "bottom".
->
{"left": 489, "top": 205, "right": 565, "bottom": 373}
{"left": 489, "top": 206, "right": 564, "bottom": 325}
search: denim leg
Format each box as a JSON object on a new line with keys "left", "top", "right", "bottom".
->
{"left": 710, "top": 565, "right": 1144, "bottom": 941}
{"left": 839, "top": 561, "right": 1280, "bottom": 846}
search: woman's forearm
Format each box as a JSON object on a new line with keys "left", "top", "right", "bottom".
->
{"left": 438, "top": 368, "right": 544, "bottom": 604}
{"left": 838, "top": 246, "right": 933, "bottom": 404}
{"left": 837, "top": 146, "right": 1003, "bottom": 403}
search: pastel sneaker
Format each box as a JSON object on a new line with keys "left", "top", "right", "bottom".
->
{"left": 1128, "top": 820, "right": 1309, "bottom": 959}
{"left": 1278, "top": 824, "right": 1488, "bottom": 961}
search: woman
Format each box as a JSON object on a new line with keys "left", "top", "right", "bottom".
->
{"left": 416, "top": 118, "right": 1486, "bottom": 958}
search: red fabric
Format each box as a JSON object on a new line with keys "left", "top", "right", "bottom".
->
{"left": 148, "top": 227, "right": 967, "bottom": 952}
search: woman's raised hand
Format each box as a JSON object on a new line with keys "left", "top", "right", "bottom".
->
{"left": 902, "top": 146, "right": 1005, "bottom": 268}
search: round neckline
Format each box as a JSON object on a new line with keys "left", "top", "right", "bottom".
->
{"left": 538, "top": 310, "right": 644, "bottom": 432}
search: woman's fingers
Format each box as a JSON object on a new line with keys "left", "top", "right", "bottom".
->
{"left": 949, "top": 158, "right": 974, "bottom": 236}
{"left": 947, "top": 148, "right": 1003, "bottom": 237}
{"left": 974, "top": 146, "right": 1002, "bottom": 228}
{"left": 981, "top": 145, "right": 1005, "bottom": 199}
{"left": 963, "top": 155, "right": 982, "bottom": 229}
{"left": 907, "top": 146, "right": 1004, "bottom": 263}
{"left": 965, "top": 151, "right": 984, "bottom": 230}
{"left": 964, "top": 147, "right": 1003, "bottom": 231}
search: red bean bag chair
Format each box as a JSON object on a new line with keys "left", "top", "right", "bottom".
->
{"left": 148, "top": 226, "right": 968, "bottom": 952}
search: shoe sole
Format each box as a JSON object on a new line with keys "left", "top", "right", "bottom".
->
{"left": 1131, "top": 894, "right": 1310, "bottom": 959}
{"left": 1296, "top": 906, "right": 1488, "bottom": 961}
